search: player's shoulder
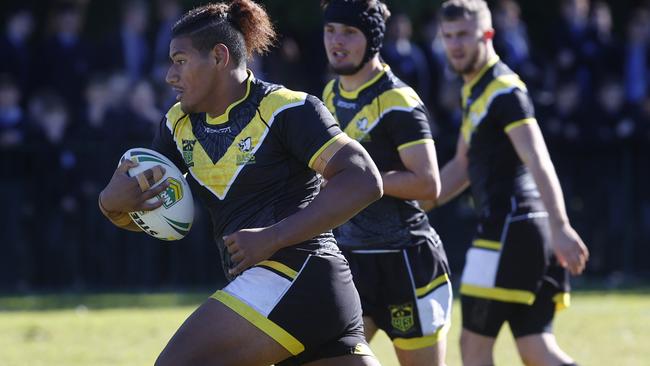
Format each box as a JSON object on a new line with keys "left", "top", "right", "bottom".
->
{"left": 165, "top": 102, "right": 185, "bottom": 123}
{"left": 488, "top": 62, "right": 528, "bottom": 94}
{"left": 379, "top": 83, "right": 424, "bottom": 110}
{"left": 259, "top": 80, "right": 309, "bottom": 111}
{"left": 323, "top": 79, "right": 336, "bottom": 100}
{"left": 163, "top": 102, "right": 189, "bottom": 132}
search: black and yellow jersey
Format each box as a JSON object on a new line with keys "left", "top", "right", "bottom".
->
{"left": 152, "top": 72, "right": 344, "bottom": 276}
{"left": 461, "top": 56, "right": 541, "bottom": 216}
{"left": 322, "top": 64, "right": 438, "bottom": 249}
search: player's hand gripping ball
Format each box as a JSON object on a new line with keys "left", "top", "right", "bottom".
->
{"left": 120, "top": 148, "right": 194, "bottom": 240}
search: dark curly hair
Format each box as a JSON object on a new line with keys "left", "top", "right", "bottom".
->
{"left": 172, "top": 0, "right": 276, "bottom": 66}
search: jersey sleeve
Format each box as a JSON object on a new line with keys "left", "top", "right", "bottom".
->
{"left": 151, "top": 115, "right": 188, "bottom": 174}
{"left": 382, "top": 105, "right": 434, "bottom": 151}
{"left": 277, "top": 94, "right": 343, "bottom": 169}
{"left": 491, "top": 88, "right": 537, "bottom": 132}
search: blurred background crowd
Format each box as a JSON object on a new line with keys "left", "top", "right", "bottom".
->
{"left": 1, "top": 0, "right": 649, "bottom": 292}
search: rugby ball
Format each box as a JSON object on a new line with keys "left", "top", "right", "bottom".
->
{"left": 120, "top": 148, "right": 194, "bottom": 241}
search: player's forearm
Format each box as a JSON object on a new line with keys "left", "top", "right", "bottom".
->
{"left": 381, "top": 170, "right": 440, "bottom": 200}
{"left": 526, "top": 157, "right": 570, "bottom": 229}
{"left": 98, "top": 192, "right": 143, "bottom": 232}
{"left": 438, "top": 157, "right": 470, "bottom": 206}
{"left": 270, "top": 155, "right": 382, "bottom": 250}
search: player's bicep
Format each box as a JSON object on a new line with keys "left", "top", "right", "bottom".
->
{"left": 320, "top": 138, "right": 375, "bottom": 181}
{"left": 396, "top": 139, "right": 438, "bottom": 176}
{"left": 454, "top": 133, "right": 469, "bottom": 166}
{"left": 281, "top": 95, "right": 344, "bottom": 167}
{"left": 309, "top": 133, "right": 354, "bottom": 175}
{"left": 506, "top": 119, "right": 551, "bottom": 166}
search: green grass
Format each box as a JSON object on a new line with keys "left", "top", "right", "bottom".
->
{"left": 0, "top": 291, "right": 648, "bottom": 365}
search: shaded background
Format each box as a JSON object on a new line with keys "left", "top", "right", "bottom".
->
{"left": 1, "top": 0, "right": 649, "bottom": 293}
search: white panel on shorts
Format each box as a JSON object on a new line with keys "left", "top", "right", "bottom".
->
{"left": 416, "top": 280, "right": 453, "bottom": 335}
{"left": 222, "top": 267, "right": 293, "bottom": 317}
{"left": 461, "top": 247, "right": 501, "bottom": 288}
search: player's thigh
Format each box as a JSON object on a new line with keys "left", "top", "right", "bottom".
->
{"left": 155, "top": 298, "right": 291, "bottom": 366}
{"left": 515, "top": 333, "right": 573, "bottom": 366}
{"left": 395, "top": 335, "right": 447, "bottom": 366}
{"left": 459, "top": 328, "right": 497, "bottom": 366}
{"left": 363, "top": 315, "right": 379, "bottom": 342}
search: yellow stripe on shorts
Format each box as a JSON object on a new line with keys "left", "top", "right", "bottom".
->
{"left": 258, "top": 260, "right": 298, "bottom": 280}
{"left": 211, "top": 291, "right": 305, "bottom": 355}
{"left": 415, "top": 273, "right": 449, "bottom": 298}
{"left": 473, "top": 239, "right": 502, "bottom": 251}
{"left": 393, "top": 323, "right": 450, "bottom": 350}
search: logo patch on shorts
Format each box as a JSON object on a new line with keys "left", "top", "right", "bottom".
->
{"left": 389, "top": 302, "right": 415, "bottom": 333}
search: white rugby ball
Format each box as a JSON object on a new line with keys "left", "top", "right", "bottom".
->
{"left": 120, "top": 148, "right": 194, "bottom": 241}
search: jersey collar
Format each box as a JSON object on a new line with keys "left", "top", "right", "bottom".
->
{"left": 206, "top": 70, "right": 254, "bottom": 125}
{"left": 338, "top": 63, "right": 389, "bottom": 100}
{"left": 462, "top": 55, "right": 500, "bottom": 102}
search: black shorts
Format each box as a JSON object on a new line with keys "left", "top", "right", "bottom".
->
{"left": 212, "top": 250, "right": 373, "bottom": 365}
{"left": 462, "top": 276, "right": 564, "bottom": 338}
{"left": 459, "top": 209, "right": 570, "bottom": 337}
{"left": 343, "top": 237, "right": 452, "bottom": 350}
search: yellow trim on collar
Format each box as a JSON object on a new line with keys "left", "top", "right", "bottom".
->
{"left": 206, "top": 71, "right": 253, "bottom": 125}
{"left": 462, "top": 55, "right": 500, "bottom": 102}
{"left": 339, "top": 64, "right": 390, "bottom": 99}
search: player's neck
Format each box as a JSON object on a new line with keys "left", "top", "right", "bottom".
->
{"left": 462, "top": 47, "right": 498, "bottom": 84}
{"left": 339, "top": 58, "right": 384, "bottom": 94}
{"left": 206, "top": 68, "right": 248, "bottom": 119}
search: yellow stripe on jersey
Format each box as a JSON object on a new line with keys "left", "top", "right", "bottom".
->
{"left": 393, "top": 322, "right": 450, "bottom": 350}
{"left": 473, "top": 239, "right": 502, "bottom": 251}
{"left": 415, "top": 273, "right": 449, "bottom": 298}
{"left": 168, "top": 89, "right": 307, "bottom": 200}
{"left": 397, "top": 138, "right": 433, "bottom": 151}
{"left": 460, "top": 284, "right": 536, "bottom": 305}
{"left": 211, "top": 291, "right": 305, "bottom": 355}
{"left": 461, "top": 74, "right": 527, "bottom": 143}
{"left": 504, "top": 117, "right": 537, "bottom": 133}
{"left": 343, "top": 87, "right": 423, "bottom": 142}
{"left": 258, "top": 260, "right": 298, "bottom": 280}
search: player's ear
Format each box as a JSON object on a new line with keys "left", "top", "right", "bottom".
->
{"left": 211, "top": 43, "right": 231, "bottom": 69}
{"left": 482, "top": 28, "right": 495, "bottom": 41}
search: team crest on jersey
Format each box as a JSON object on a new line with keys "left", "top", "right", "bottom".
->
{"left": 356, "top": 118, "right": 369, "bottom": 131}
{"left": 236, "top": 136, "right": 256, "bottom": 165}
{"left": 389, "top": 303, "right": 415, "bottom": 333}
{"left": 182, "top": 139, "right": 196, "bottom": 167}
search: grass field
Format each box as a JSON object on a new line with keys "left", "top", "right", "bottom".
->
{"left": 0, "top": 290, "right": 648, "bottom": 365}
